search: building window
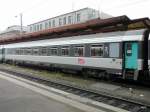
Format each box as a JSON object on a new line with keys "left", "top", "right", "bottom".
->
{"left": 30, "top": 26, "right": 32, "bottom": 32}
{"left": 59, "top": 18, "right": 62, "bottom": 26}
{"left": 37, "top": 25, "right": 39, "bottom": 31}
{"left": 74, "top": 46, "right": 84, "bottom": 57}
{"left": 50, "top": 47, "right": 58, "bottom": 55}
{"left": 34, "top": 25, "right": 36, "bottom": 31}
{"left": 68, "top": 16, "right": 72, "bottom": 24}
{"left": 40, "top": 24, "right": 42, "bottom": 30}
{"left": 49, "top": 21, "right": 51, "bottom": 28}
{"left": 77, "top": 13, "right": 81, "bottom": 22}
{"left": 45, "top": 22, "right": 48, "bottom": 29}
{"left": 61, "top": 46, "right": 69, "bottom": 56}
{"left": 52, "top": 20, "right": 55, "bottom": 27}
{"left": 63, "top": 17, "right": 66, "bottom": 25}
{"left": 91, "top": 44, "right": 104, "bottom": 57}
{"left": 88, "top": 10, "right": 96, "bottom": 19}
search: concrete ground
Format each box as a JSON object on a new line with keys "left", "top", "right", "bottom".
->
{"left": 0, "top": 72, "right": 129, "bottom": 112}
{"left": 0, "top": 77, "right": 84, "bottom": 112}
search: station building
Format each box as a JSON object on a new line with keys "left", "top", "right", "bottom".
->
{"left": 0, "top": 25, "right": 27, "bottom": 39}
{"left": 28, "top": 7, "right": 112, "bottom": 33}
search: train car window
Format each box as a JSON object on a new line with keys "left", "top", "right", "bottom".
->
{"left": 61, "top": 46, "right": 69, "bottom": 56}
{"left": 50, "top": 47, "right": 58, "bottom": 56}
{"left": 41, "top": 47, "right": 47, "bottom": 56}
{"left": 24, "top": 48, "right": 32, "bottom": 55}
{"left": 22, "top": 48, "right": 26, "bottom": 55}
{"left": 109, "top": 43, "right": 119, "bottom": 58}
{"left": 104, "top": 46, "right": 109, "bottom": 56}
{"left": 15, "top": 48, "right": 20, "bottom": 55}
{"left": 20, "top": 48, "right": 24, "bottom": 55}
{"left": 74, "top": 46, "right": 84, "bottom": 57}
{"left": 33, "top": 48, "right": 39, "bottom": 55}
{"left": 126, "top": 43, "right": 132, "bottom": 56}
{"left": 91, "top": 44, "right": 103, "bottom": 57}
{"left": 6, "top": 48, "right": 11, "bottom": 54}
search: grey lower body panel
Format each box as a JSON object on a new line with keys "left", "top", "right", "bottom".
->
{"left": 4, "top": 55, "right": 143, "bottom": 75}
{"left": 5, "top": 55, "right": 123, "bottom": 74}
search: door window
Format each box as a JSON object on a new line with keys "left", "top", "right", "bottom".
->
{"left": 126, "top": 43, "right": 132, "bottom": 56}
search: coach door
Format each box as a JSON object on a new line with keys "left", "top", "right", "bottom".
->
{"left": 2, "top": 48, "right": 5, "bottom": 62}
{"left": 124, "top": 42, "right": 138, "bottom": 70}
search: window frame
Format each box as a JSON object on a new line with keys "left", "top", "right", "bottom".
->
{"left": 74, "top": 45, "right": 85, "bottom": 57}
{"left": 59, "top": 18, "right": 62, "bottom": 26}
{"left": 50, "top": 47, "right": 58, "bottom": 56}
{"left": 61, "top": 46, "right": 69, "bottom": 56}
{"left": 52, "top": 20, "right": 55, "bottom": 27}
{"left": 126, "top": 43, "right": 132, "bottom": 56}
{"left": 45, "top": 22, "right": 48, "bottom": 29}
{"left": 63, "top": 17, "right": 66, "bottom": 25}
{"left": 32, "top": 47, "right": 40, "bottom": 56}
{"left": 37, "top": 25, "right": 39, "bottom": 31}
{"left": 30, "top": 26, "right": 32, "bottom": 32}
{"left": 48, "top": 21, "right": 51, "bottom": 28}
{"left": 24, "top": 48, "right": 32, "bottom": 55}
{"left": 77, "top": 13, "right": 81, "bottom": 22}
{"left": 90, "top": 44, "right": 104, "bottom": 57}
{"left": 40, "top": 24, "right": 42, "bottom": 30}
{"left": 41, "top": 47, "right": 48, "bottom": 56}
{"left": 68, "top": 16, "right": 72, "bottom": 24}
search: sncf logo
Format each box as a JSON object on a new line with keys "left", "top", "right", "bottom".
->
{"left": 78, "top": 58, "right": 85, "bottom": 64}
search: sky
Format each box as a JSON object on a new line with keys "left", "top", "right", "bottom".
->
{"left": 0, "top": 0, "right": 150, "bottom": 31}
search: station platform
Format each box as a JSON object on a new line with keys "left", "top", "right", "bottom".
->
{"left": 0, "top": 76, "right": 85, "bottom": 112}
{"left": 0, "top": 72, "right": 130, "bottom": 112}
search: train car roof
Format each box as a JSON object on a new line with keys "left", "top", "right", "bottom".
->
{"left": 3, "top": 29, "right": 146, "bottom": 48}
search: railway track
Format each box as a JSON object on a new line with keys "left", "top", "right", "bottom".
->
{"left": 0, "top": 68, "right": 150, "bottom": 112}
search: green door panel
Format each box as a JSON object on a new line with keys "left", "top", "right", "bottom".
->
{"left": 125, "top": 42, "right": 138, "bottom": 69}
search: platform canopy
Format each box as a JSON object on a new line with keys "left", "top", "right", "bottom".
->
{"left": 0, "top": 15, "right": 149, "bottom": 44}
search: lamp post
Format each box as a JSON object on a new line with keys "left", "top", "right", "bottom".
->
{"left": 20, "top": 13, "right": 23, "bottom": 35}
{"left": 15, "top": 13, "right": 23, "bottom": 35}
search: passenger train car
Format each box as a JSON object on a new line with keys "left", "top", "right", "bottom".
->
{"left": 0, "top": 29, "right": 149, "bottom": 81}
